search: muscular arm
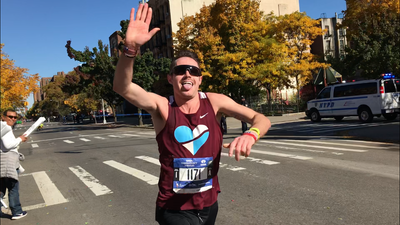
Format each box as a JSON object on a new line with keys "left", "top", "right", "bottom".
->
{"left": 208, "top": 93, "right": 271, "bottom": 161}
{"left": 113, "top": 4, "right": 168, "bottom": 133}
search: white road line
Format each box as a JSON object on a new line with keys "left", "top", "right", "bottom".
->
{"left": 298, "top": 124, "right": 363, "bottom": 133}
{"left": 80, "top": 138, "right": 91, "bottom": 142}
{"left": 103, "top": 160, "right": 159, "bottom": 185}
{"left": 265, "top": 145, "right": 344, "bottom": 155}
{"left": 108, "top": 135, "right": 119, "bottom": 138}
{"left": 281, "top": 139, "right": 386, "bottom": 149}
{"left": 123, "top": 134, "right": 140, "bottom": 137}
{"left": 29, "top": 131, "right": 137, "bottom": 143}
{"left": 31, "top": 171, "right": 69, "bottom": 206}
{"left": 69, "top": 166, "right": 113, "bottom": 196}
{"left": 93, "top": 136, "right": 106, "bottom": 140}
{"left": 31, "top": 143, "right": 39, "bottom": 148}
{"left": 135, "top": 156, "right": 161, "bottom": 165}
{"left": 79, "top": 138, "right": 90, "bottom": 142}
{"left": 63, "top": 140, "right": 74, "bottom": 144}
{"left": 219, "top": 163, "right": 246, "bottom": 171}
{"left": 331, "top": 138, "right": 400, "bottom": 146}
{"left": 23, "top": 203, "right": 47, "bottom": 211}
{"left": 251, "top": 149, "right": 313, "bottom": 160}
{"left": 221, "top": 152, "right": 280, "bottom": 165}
{"left": 259, "top": 140, "right": 367, "bottom": 153}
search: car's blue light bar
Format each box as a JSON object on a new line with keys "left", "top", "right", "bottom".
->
{"left": 382, "top": 73, "right": 396, "bottom": 79}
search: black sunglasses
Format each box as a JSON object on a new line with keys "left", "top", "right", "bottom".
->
{"left": 7, "top": 115, "right": 18, "bottom": 119}
{"left": 172, "top": 65, "right": 202, "bottom": 76}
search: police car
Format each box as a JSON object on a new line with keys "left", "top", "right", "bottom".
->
{"left": 306, "top": 74, "right": 400, "bottom": 122}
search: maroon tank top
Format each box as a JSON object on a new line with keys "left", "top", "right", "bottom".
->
{"left": 155, "top": 92, "right": 223, "bottom": 210}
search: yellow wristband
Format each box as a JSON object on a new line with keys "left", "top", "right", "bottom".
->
{"left": 249, "top": 128, "right": 260, "bottom": 137}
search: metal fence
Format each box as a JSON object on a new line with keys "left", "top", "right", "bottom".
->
{"left": 245, "top": 95, "right": 304, "bottom": 116}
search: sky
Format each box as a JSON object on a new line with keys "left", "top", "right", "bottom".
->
{"left": 1, "top": 0, "right": 347, "bottom": 109}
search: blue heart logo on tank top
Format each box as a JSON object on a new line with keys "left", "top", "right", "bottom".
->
{"left": 174, "top": 125, "right": 209, "bottom": 155}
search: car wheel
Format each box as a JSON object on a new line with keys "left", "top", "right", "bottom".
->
{"left": 310, "top": 109, "right": 321, "bottom": 122}
{"left": 383, "top": 113, "right": 397, "bottom": 120}
{"left": 358, "top": 107, "right": 373, "bottom": 123}
{"left": 334, "top": 116, "right": 344, "bottom": 121}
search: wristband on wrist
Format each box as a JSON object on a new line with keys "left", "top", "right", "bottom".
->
{"left": 243, "top": 131, "right": 258, "bottom": 142}
{"left": 123, "top": 46, "right": 139, "bottom": 58}
{"left": 249, "top": 127, "right": 260, "bottom": 138}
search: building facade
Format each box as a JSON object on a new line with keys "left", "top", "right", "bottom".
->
{"left": 311, "top": 12, "right": 347, "bottom": 61}
{"left": 140, "top": 0, "right": 299, "bottom": 58}
{"left": 33, "top": 72, "right": 65, "bottom": 103}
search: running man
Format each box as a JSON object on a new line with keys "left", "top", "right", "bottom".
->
{"left": 113, "top": 4, "right": 271, "bottom": 225}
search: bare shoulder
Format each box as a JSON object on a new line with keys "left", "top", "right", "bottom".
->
{"left": 206, "top": 92, "right": 230, "bottom": 105}
{"left": 206, "top": 92, "right": 236, "bottom": 114}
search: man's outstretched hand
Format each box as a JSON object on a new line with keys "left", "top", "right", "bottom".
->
{"left": 125, "top": 3, "right": 160, "bottom": 49}
{"left": 223, "top": 135, "right": 255, "bottom": 161}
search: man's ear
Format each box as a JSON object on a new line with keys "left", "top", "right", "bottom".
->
{"left": 167, "top": 74, "right": 173, "bottom": 84}
{"left": 199, "top": 76, "right": 203, "bottom": 85}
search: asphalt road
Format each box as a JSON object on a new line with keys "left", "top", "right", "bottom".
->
{"left": 1, "top": 118, "right": 399, "bottom": 225}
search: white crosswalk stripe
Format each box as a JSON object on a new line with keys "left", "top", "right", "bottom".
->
{"left": 63, "top": 140, "right": 74, "bottom": 144}
{"left": 280, "top": 139, "right": 385, "bottom": 149}
{"left": 93, "top": 136, "right": 106, "bottom": 140}
{"left": 29, "top": 171, "right": 69, "bottom": 210}
{"left": 80, "top": 138, "right": 91, "bottom": 142}
{"left": 251, "top": 149, "right": 313, "bottom": 160}
{"left": 123, "top": 134, "right": 140, "bottom": 137}
{"left": 31, "top": 143, "right": 39, "bottom": 148}
{"left": 69, "top": 166, "right": 113, "bottom": 196}
{"left": 135, "top": 155, "right": 161, "bottom": 165}
{"left": 103, "top": 160, "right": 159, "bottom": 185}
{"left": 221, "top": 152, "right": 280, "bottom": 165}
{"left": 258, "top": 140, "right": 367, "bottom": 152}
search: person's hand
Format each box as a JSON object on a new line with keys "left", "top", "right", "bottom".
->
{"left": 125, "top": 3, "right": 160, "bottom": 49}
{"left": 223, "top": 135, "right": 256, "bottom": 161}
{"left": 19, "top": 134, "right": 28, "bottom": 142}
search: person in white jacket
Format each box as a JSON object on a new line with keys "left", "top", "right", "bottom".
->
{"left": 0, "top": 109, "right": 28, "bottom": 220}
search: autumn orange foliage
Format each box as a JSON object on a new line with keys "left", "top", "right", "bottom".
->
{"left": 1, "top": 44, "right": 39, "bottom": 111}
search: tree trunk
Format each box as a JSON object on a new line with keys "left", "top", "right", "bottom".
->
{"left": 112, "top": 105, "right": 117, "bottom": 122}
{"left": 296, "top": 75, "right": 300, "bottom": 113}
{"left": 266, "top": 88, "right": 272, "bottom": 114}
{"left": 138, "top": 108, "right": 143, "bottom": 126}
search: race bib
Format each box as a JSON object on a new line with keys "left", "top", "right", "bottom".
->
{"left": 173, "top": 157, "right": 213, "bottom": 194}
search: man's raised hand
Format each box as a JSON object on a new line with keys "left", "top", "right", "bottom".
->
{"left": 125, "top": 3, "right": 160, "bottom": 49}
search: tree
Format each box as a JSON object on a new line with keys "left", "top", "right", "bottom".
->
{"left": 41, "top": 75, "right": 69, "bottom": 119}
{"left": 66, "top": 40, "right": 124, "bottom": 122}
{"left": 269, "top": 12, "right": 329, "bottom": 111}
{"left": 341, "top": 0, "right": 400, "bottom": 78}
{"left": 174, "top": 0, "right": 288, "bottom": 101}
{"left": 1, "top": 44, "right": 39, "bottom": 111}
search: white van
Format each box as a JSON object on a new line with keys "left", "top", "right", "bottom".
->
{"left": 307, "top": 78, "right": 400, "bottom": 122}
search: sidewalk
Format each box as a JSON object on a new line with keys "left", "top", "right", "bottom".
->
{"left": 225, "top": 112, "right": 306, "bottom": 129}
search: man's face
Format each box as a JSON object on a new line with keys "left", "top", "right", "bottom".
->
{"left": 2, "top": 111, "right": 18, "bottom": 126}
{"left": 168, "top": 57, "right": 203, "bottom": 98}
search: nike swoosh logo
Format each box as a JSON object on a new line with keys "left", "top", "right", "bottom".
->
{"left": 200, "top": 113, "right": 208, "bottom": 119}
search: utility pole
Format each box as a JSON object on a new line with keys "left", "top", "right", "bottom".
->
{"left": 102, "top": 99, "right": 107, "bottom": 124}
